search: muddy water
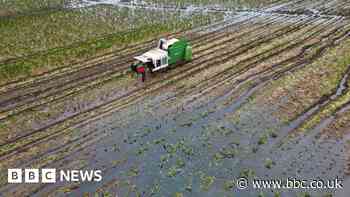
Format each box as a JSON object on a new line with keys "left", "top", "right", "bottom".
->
{"left": 13, "top": 1, "right": 350, "bottom": 195}
{"left": 72, "top": 0, "right": 350, "bottom": 18}
{"left": 72, "top": 0, "right": 269, "bottom": 12}
{"left": 31, "top": 75, "right": 348, "bottom": 196}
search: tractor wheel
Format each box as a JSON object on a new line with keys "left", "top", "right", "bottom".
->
{"left": 147, "top": 63, "right": 154, "bottom": 73}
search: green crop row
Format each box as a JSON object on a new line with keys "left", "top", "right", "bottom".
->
{"left": 0, "top": 0, "right": 68, "bottom": 16}
{"left": 0, "top": 8, "right": 221, "bottom": 82}
{"left": 145, "top": 0, "right": 281, "bottom": 9}
{"left": 0, "top": 5, "right": 219, "bottom": 60}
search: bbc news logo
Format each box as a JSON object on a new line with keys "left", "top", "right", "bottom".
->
{"left": 8, "top": 169, "right": 102, "bottom": 183}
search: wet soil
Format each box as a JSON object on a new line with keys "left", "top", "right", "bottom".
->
{"left": 1, "top": 0, "right": 350, "bottom": 196}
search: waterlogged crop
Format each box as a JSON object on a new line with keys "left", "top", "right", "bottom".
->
{"left": 0, "top": 4, "right": 222, "bottom": 82}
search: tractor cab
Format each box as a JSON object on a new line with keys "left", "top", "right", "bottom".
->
{"left": 134, "top": 48, "right": 169, "bottom": 72}
{"left": 130, "top": 37, "right": 192, "bottom": 80}
{"left": 158, "top": 38, "right": 179, "bottom": 50}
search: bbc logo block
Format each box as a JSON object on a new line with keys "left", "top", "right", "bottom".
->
{"left": 8, "top": 169, "right": 22, "bottom": 183}
{"left": 25, "top": 169, "right": 39, "bottom": 183}
{"left": 42, "top": 169, "right": 56, "bottom": 183}
{"left": 8, "top": 168, "right": 102, "bottom": 183}
{"left": 8, "top": 169, "right": 56, "bottom": 183}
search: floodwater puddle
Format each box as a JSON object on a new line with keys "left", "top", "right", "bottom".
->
{"left": 52, "top": 75, "right": 346, "bottom": 196}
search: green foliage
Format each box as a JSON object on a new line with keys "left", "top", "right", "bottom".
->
{"left": 176, "top": 158, "right": 185, "bottom": 168}
{"left": 103, "top": 191, "right": 112, "bottom": 197}
{"left": 145, "top": 0, "right": 276, "bottom": 9}
{"left": 127, "top": 166, "right": 139, "bottom": 177}
{"left": 223, "top": 180, "right": 235, "bottom": 191}
{"left": 167, "top": 166, "right": 180, "bottom": 177}
{"left": 258, "top": 191, "right": 266, "bottom": 197}
{"left": 297, "top": 192, "right": 311, "bottom": 197}
{"left": 0, "top": 0, "right": 67, "bottom": 15}
{"left": 150, "top": 182, "right": 161, "bottom": 195}
{"left": 258, "top": 134, "right": 268, "bottom": 145}
{"left": 200, "top": 174, "right": 215, "bottom": 191}
{"left": 239, "top": 168, "right": 255, "bottom": 178}
{"left": 174, "top": 192, "right": 184, "bottom": 197}
{"left": 0, "top": 5, "right": 221, "bottom": 82}
{"left": 274, "top": 191, "right": 281, "bottom": 197}
{"left": 213, "top": 152, "right": 224, "bottom": 161}
{"left": 0, "top": 62, "right": 32, "bottom": 78}
{"left": 264, "top": 158, "right": 275, "bottom": 169}
{"left": 322, "top": 193, "right": 332, "bottom": 197}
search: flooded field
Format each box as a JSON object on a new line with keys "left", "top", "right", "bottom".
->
{"left": 0, "top": 2, "right": 221, "bottom": 84}
{"left": 0, "top": 0, "right": 350, "bottom": 196}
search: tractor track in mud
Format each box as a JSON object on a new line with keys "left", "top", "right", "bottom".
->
{"left": 300, "top": 65, "right": 350, "bottom": 135}
{"left": 23, "top": 17, "right": 350, "bottom": 168}
{"left": 0, "top": 14, "right": 313, "bottom": 147}
{"left": 0, "top": 22, "right": 300, "bottom": 165}
{"left": 0, "top": 16, "right": 229, "bottom": 89}
{"left": 56, "top": 16, "right": 346, "bottom": 163}
{"left": 0, "top": 14, "right": 284, "bottom": 121}
{"left": 18, "top": 21, "right": 349, "bottom": 192}
{"left": 1, "top": 18, "right": 350, "bottom": 197}
{"left": 179, "top": 20, "right": 350, "bottom": 176}
{"left": 0, "top": 12, "right": 256, "bottom": 93}
{"left": 2, "top": 15, "right": 336, "bottom": 171}
{"left": 0, "top": 14, "right": 342, "bottom": 172}
{"left": 0, "top": 14, "right": 224, "bottom": 66}
{"left": 0, "top": 14, "right": 241, "bottom": 96}
{"left": 233, "top": 23, "right": 350, "bottom": 159}
{"left": 162, "top": 17, "right": 343, "bottom": 106}
{"left": 0, "top": 14, "right": 313, "bottom": 164}
{"left": 1, "top": 2, "right": 350, "bottom": 196}
{"left": 0, "top": 16, "right": 230, "bottom": 92}
{"left": 267, "top": 62, "right": 350, "bottom": 150}
{"left": 1, "top": 14, "right": 346, "bottom": 122}
{"left": 270, "top": 0, "right": 350, "bottom": 17}
{"left": 0, "top": 12, "right": 267, "bottom": 120}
